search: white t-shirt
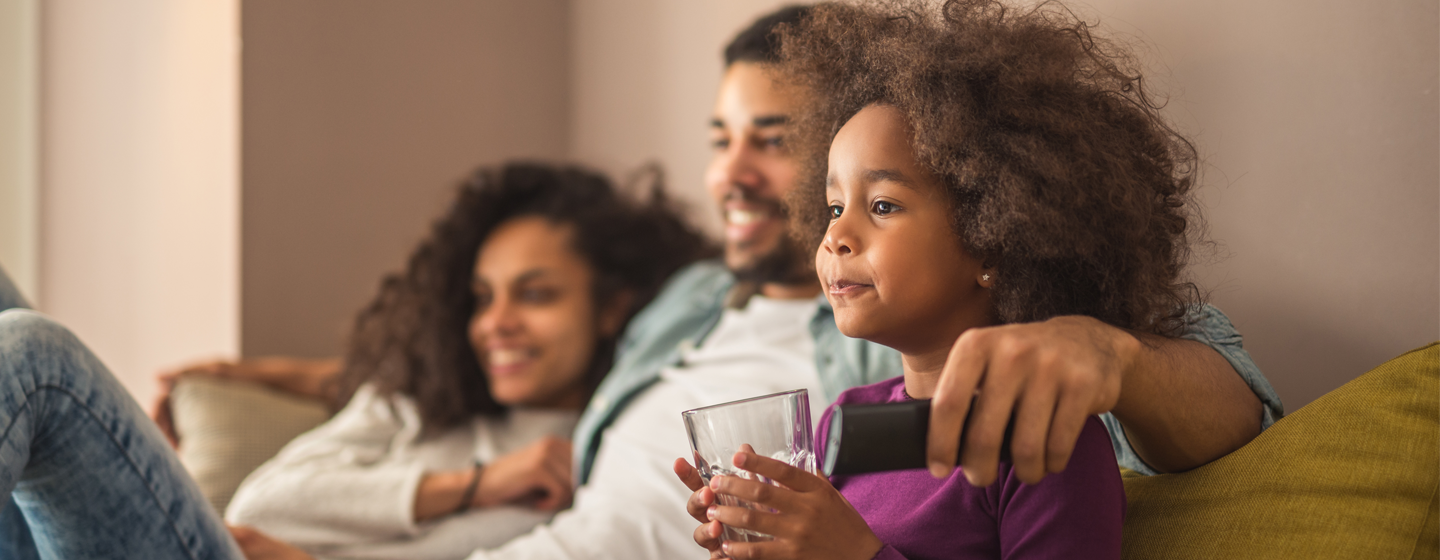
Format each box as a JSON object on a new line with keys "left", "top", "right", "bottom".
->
{"left": 470, "top": 295, "right": 824, "bottom": 560}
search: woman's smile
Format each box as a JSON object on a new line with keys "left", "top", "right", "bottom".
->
{"left": 485, "top": 346, "right": 541, "bottom": 376}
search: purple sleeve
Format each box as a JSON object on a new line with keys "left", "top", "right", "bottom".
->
{"left": 871, "top": 544, "right": 912, "bottom": 560}
{"left": 993, "top": 416, "right": 1124, "bottom": 560}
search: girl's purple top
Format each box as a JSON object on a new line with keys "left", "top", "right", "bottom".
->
{"left": 817, "top": 377, "right": 1124, "bottom": 560}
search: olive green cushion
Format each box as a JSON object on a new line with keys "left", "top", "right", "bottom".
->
{"left": 1123, "top": 342, "right": 1439, "bottom": 560}
{"left": 171, "top": 377, "right": 331, "bottom": 514}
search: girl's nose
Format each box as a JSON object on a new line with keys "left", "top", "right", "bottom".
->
{"left": 822, "top": 213, "right": 856, "bottom": 256}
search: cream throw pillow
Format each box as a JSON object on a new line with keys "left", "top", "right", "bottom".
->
{"left": 171, "top": 377, "right": 332, "bottom": 514}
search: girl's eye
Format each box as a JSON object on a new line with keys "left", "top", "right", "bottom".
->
{"left": 827, "top": 205, "right": 843, "bottom": 220}
{"left": 873, "top": 200, "right": 898, "bottom": 215}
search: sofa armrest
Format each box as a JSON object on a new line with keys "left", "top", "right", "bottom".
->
{"left": 1122, "top": 342, "right": 1439, "bottom": 560}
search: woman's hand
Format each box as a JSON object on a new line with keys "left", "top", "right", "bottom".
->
{"left": 150, "top": 357, "right": 341, "bottom": 448}
{"left": 475, "top": 435, "right": 574, "bottom": 511}
{"left": 414, "top": 436, "right": 573, "bottom": 522}
{"left": 228, "top": 525, "right": 316, "bottom": 560}
{"left": 705, "top": 448, "right": 884, "bottom": 560}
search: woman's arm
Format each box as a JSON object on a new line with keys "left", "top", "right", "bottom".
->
{"left": 225, "top": 385, "right": 437, "bottom": 544}
{"left": 226, "top": 384, "right": 577, "bottom": 549}
{"left": 412, "top": 435, "right": 573, "bottom": 522}
{"left": 151, "top": 356, "right": 341, "bottom": 447}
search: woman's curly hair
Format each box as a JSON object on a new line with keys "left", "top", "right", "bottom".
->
{"left": 779, "top": 0, "right": 1202, "bottom": 335}
{"left": 331, "top": 162, "right": 715, "bottom": 436}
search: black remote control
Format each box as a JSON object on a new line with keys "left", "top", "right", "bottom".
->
{"left": 822, "top": 397, "right": 1014, "bottom": 476}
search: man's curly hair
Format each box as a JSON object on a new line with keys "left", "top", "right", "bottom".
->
{"left": 780, "top": 0, "right": 1201, "bottom": 335}
{"left": 332, "top": 162, "right": 715, "bottom": 436}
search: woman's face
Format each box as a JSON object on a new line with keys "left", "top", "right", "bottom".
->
{"left": 469, "top": 216, "right": 617, "bottom": 409}
{"left": 816, "top": 104, "right": 994, "bottom": 355}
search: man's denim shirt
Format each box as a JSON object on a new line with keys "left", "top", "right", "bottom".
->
{"left": 573, "top": 260, "right": 1284, "bottom": 483}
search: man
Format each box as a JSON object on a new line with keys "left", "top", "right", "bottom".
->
{"left": 466, "top": 6, "right": 1280, "bottom": 560}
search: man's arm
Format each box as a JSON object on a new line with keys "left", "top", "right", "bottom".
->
{"left": 927, "top": 313, "right": 1268, "bottom": 486}
{"left": 1113, "top": 331, "right": 1261, "bottom": 473}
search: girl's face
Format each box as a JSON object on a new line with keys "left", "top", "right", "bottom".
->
{"left": 817, "top": 104, "right": 994, "bottom": 355}
{"left": 469, "top": 217, "right": 621, "bottom": 409}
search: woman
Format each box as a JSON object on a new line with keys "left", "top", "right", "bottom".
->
{"left": 0, "top": 162, "right": 711, "bottom": 560}
{"left": 225, "top": 162, "right": 712, "bottom": 559}
{"left": 680, "top": 0, "right": 1203, "bottom": 557}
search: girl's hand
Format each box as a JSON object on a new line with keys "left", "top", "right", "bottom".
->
{"left": 708, "top": 448, "right": 884, "bottom": 560}
{"left": 673, "top": 458, "right": 723, "bottom": 555}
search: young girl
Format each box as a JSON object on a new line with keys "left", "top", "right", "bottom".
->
{"left": 680, "top": 0, "right": 1205, "bottom": 557}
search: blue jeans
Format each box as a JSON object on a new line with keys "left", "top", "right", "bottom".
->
{"left": 0, "top": 266, "right": 241, "bottom": 559}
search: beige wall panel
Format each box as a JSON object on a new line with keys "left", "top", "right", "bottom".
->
{"left": 241, "top": 0, "right": 570, "bottom": 358}
{"left": 0, "top": 0, "right": 39, "bottom": 303}
{"left": 42, "top": 0, "right": 241, "bottom": 404}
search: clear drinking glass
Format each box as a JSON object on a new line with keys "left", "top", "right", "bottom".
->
{"left": 682, "top": 388, "right": 816, "bottom": 544}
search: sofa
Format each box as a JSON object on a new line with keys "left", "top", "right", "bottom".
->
{"left": 171, "top": 343, "right": 1440, "bottom": 558}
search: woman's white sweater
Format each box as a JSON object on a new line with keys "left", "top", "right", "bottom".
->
{"left": 226, "top": 384, "right": 579, "bottom": 560}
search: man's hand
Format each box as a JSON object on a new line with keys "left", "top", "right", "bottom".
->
{"left": 928, "top": 316, "right": 1139, "bottom": 486}
{"left": 704, "top": 448, "right": 883, "bottom": 560}
{"left": 228, "top": 525, "right": 316, "bottom": 560}
{"left": 150, "top": 357, "right": 341, "bottom": 448}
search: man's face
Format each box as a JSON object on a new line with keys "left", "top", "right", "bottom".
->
{"left": 705, "top": 62, "right": 806, "bottom": 284}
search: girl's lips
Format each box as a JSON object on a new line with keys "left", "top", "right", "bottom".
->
{"left": 827, "top": 280, "right": 874, "bottom": 297}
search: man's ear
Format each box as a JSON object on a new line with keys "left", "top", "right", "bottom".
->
{"left": 598, "top": 290, "right": 635, "bottom": 338}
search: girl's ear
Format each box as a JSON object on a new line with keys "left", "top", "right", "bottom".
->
{"left": 598, "top": 290, "right": 635, "bottom": 338}
{"left": 977, "top": 268, "right": 997, "bottom": 289}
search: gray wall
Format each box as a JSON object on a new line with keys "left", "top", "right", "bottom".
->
{"left": 241, "top": 0, "right": 570, "bottom": 357}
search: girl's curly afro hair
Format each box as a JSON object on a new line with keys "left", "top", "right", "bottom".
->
{"left": 779, "top": 0, "right": 1203, "bottom": 335}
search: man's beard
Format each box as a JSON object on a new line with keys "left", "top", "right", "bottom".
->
{"left": 730, "top": 231, "right": 814, "bottom": 286}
